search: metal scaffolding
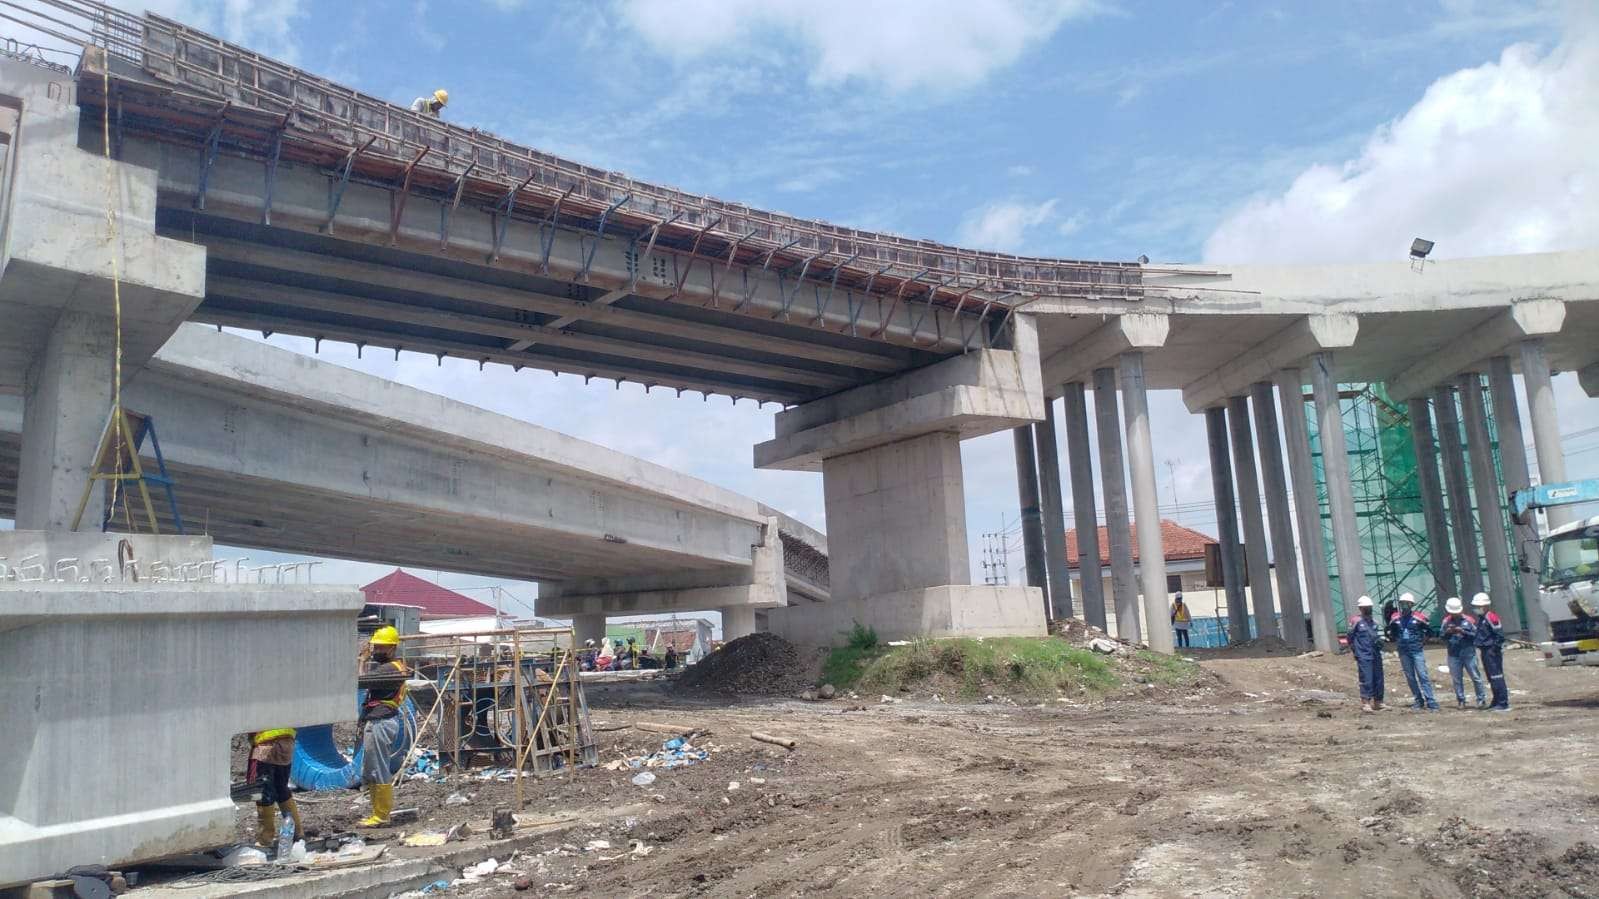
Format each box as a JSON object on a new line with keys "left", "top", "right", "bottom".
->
{"left": 1307, "top": 381, "right": 1525, "bottom": 628}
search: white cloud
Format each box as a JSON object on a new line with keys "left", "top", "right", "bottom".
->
{"left": 612, "top": 0, "right": 1101, "bottom": 93}
{"left": 957, "top": 198, "right": 1059, "bottom": 252}
{"left": 1203, "top": 6, "right": 1599, "bottom": 264}
{"left": 1006, "top": 164, "right": 1035, "bottom": 177}
{"left": 135, "top": 0, "right": 307, "bottom": 62}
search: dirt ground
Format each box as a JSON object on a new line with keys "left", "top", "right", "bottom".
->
{"left": 229, "top": 645, "right": 1599, "bottom": 897}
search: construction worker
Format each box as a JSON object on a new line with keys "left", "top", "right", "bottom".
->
{"left": 410, "top": 89, "right": 448, "bottom": 117}
{"left": 1347, "top": 595, "right": 1385, "bottom": 712}
{"left": 626, "top": 636, "right": 640, "bottom": 670}
{"left": 1388, "top": 593, "right": 1438, "bottom": 711}
{"left": 249, "top": 727, "right": 302, "bottom": 848}
{"left": 1170, "top": 593, "right": 1192, "bottom": 648}
{"left": 1472, "top": 593, "right": 1511, "bottom": 710}
{"left": 358, "top": 626, "right": 409, "bottom": 827}
{"left": 1440, "top": 596, "right": 1487, "bottom": 709}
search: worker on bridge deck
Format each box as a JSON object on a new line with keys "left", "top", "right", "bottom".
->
{"left": 411, "top": 89, "right": 448, "bottom": 117}
{"left": 358, "top": 625, "right": 410, "bottom": 827}
{"left": 1347, "top": 595, "right": 1385, "bottom": 713}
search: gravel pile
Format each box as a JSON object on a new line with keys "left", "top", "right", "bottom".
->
{"left": 676, "top": 633, "right": 814, "bottom": 695}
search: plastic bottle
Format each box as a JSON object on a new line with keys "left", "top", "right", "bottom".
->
{"left": 275, "top": 813, "right": 295, "bottom": 861}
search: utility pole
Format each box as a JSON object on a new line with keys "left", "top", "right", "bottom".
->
{"left": 1164, "top": 458, "right": 1182, "bottom": 510}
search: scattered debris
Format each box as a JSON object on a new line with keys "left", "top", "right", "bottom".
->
{"left": 635, "top": 721, "right": 698, "bottom": 736}
{"left": 631, "top": 772, "right": 657, "bottom": 787}
{"left": 444, "top": 792, "right": 470, "bottom": 806}
{"left": 584, "top": 839, "right": 612, "bottom": 852}
{"left": 457, "top": 858, "right": 500, "bottom": 884}
{"left": 751, "top": 732, "right": 797, "bottom": 750}
{"left": 1088, "top": 638, "right": 1121, "bottom": 654}
{"left": 402, "top": 831, "right": 450, "bottom": 848}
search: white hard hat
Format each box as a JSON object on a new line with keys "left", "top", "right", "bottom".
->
{"left": 1471, "top": 592, "right": 1491, "bottom": 608}
{"left": 1444, "top": 596, "right": 1463, "bottom": 614}
{"left": 1356, "top": 595, "right": 1374, "bottom": 608}
{"left": 1398, "top": 592, "right": 1417, "bottom": 604}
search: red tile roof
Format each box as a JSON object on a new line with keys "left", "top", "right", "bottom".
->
{"left": 360, "top": 569, "right": 498, "bottom": 619}
{"left": 1064, "top": 519, "right": 1216, "bottom": 569}
{"left": 645, "top": 627, "right": 699, "bottom": 653}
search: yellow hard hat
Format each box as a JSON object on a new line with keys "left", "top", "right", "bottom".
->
{"left": 433, "top": 89, "right": 449, "bottom": 106}
{"left": 370, "top": 625, "right": 400, "bottom": 646}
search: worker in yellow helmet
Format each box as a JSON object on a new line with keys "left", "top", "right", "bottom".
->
{"left": 249, "top": 727, "right": 302, "bottom": 847}
{"left": 358, "top": 626, "right": 410, "bottom": 827}
{"left": 410, "top": 89, "right": 448, "bottom": 117}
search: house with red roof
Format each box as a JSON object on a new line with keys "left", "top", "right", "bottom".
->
{"left": 1063, "top": 519, "right": 1285, "bottom": 638}
{"left": 360, "top": 569, "right": 499, "bottom": 620}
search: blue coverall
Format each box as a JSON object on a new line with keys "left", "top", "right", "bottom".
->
{"left": 1475, "top": 610, "right": 1510, "bottom": 709}
{"left": 1441, "top": 613, "right": 1487, "bottom": 706}
{"left": 1389, "top": 610, "right": 1438, "bottom": 710}
{"left": 1347, "top": 613, "right": 1385, "bottom": 702}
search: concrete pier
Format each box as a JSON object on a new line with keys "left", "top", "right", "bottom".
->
{"left": 1035, "top": 402, "right": 1075, "bottom": 621}
{"left": 1434, "top": 385, "right": 1484, "bottom": 598}
{"left": 1227, "top": 394, "right": 1277, "bottom": 639}
{"left": 1276, "top": 370, "right": 1336, "bottom": 652}
{"left": 1488, "top": 355, "right": 1550, "bottom": 639}
{"left": 1063, "top": 382, "right": 1107, "bottom": 630}
{"left": 15, "top": 313, "right": 115, "bottom": 530}
{"left": 1121, "top": 352, "right": 1173, "bottom": 653}
{"left": 1460, "top": 374, "right": 1521, "bottom": 631}
{"left": 1206, "top": 405, "right": 1251, "bottom": 645}
{"left": 1251, "top": 380, "right": 1305, "bottom": 647}
{"left": 1407, "top": 397, "right": 1460, "bottom": 602}
{"left": 1521, "top": 339, "right": 1577, "bottom": 535}
{"left": 1311, "top": 353, "right": 1366, "bottom": 606}
{"left": 1094, "top": 366, "right": 1139, "bottom": 641}
{"left": 722, "top": 606, "right": 757, "bottom": 641}
{"left": 1013, "top": 425, "right": 1051, "bottom": 608}
{"left": 573, "top": 613, "right": 606, "bottom": 646}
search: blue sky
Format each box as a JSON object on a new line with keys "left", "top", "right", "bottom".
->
{"left": 8, "top": 0, "right": 1597, "bottom": 625}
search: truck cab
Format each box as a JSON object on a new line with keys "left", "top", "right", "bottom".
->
{"left": 1538, "top": 515, "right": 1599, "bottom": 666}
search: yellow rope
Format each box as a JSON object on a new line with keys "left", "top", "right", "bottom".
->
{"left": 99, "top": 53, "right": 126, "bottom": 527}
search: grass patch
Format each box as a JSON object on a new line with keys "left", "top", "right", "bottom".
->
{"left": 820, "top": 636, "right": 1122, "bottom": 699}
{"left": 1132, "top": 650, "right": 1204, "bottom": 687}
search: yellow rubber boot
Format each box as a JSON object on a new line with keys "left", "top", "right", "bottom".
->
{"left": 358, "top": 783, "right": 392, "bottom": 827}
{"left": 255, "top": 804, "right": 277, "bottom": 847}
{"left": 281, "top": 798, "right": 304, "bottom": 841}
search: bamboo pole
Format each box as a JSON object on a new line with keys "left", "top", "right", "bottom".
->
{"left": 514, "top": 651, "right": 570, "bottom": 802}
{"left": 512, "top": 634, "right": 527, "bottom": 808}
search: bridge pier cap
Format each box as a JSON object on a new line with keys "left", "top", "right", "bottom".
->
{"left": 756, "top": 315, "right": 1047, "bottom": 645}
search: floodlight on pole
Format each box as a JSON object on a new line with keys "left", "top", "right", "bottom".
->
{"left": 1409, "top": 237, "right": 1435, "bottom": 272}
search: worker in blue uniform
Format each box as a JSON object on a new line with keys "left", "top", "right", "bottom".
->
{"left": 1440, "top": 596, "right": 1487, "bottom": 709}
{"left": 1388, "top": 593, "right": 1438, "bottom": 711}
{"left": 1347, "top": 595, "right": 1385, "bottom": 713}
{"left": 1471, "top": 592, "right": 1511, "bottom": 711}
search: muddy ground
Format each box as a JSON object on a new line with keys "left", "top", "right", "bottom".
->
{"left": 230, "top": 645, "right": 1599, "bottom": 897}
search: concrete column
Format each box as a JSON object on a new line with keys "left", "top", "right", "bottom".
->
{"left": 1407, "top": 397, "right": 1459, "bottom": 602}
{"left": 1063, "top": 382, "right": 1107, "bottom": 631}
{"left": 1311, "top": 352, "right": 1367, "bottom": 606}
{"left": 572, "top": 613, "right": 606, "bottom": 647}
{"left": 1012, "top": 426, "right": 1051, "bottom": 610}
{"left": 1093, "top": 366, "right": 1139, "bottom": 641}
{"left": 1227, "top": 394, "right": 1277, "bottom": 640}
{"left": 1522, "top": 339, "right": 1577, "bottom": 534}
{"left": 721, "top": 606, "right": 756, "bottom": 641}
{"left": 1276, "top": 369, "right": 1336, "bottom": 653}
{"left": 1035, "top": 401, "right": 1075, "bottom": 621}
{"left": 1251, "top": 381, "right": 1305, "bottom": 647}
{"left": 1488, "top": 355, "right": 1551, "bottom": 640}
{"left": 1206, "top": 406, "right": 1251, "bottom": 644}
{"left": 820, "top": 431, "right": 970, "bottom": 603}
{"left": 1434, "top": 385, "right": 1484, "bottom": 598}
{"left": 15, "top": 312, "right": 116, "bottom": 531}
{"left": 1120, "top": 352, "right": 1172, "bottom": 653}
{"left": 1460, "top": 373, "right": 1522, "bottom": 632}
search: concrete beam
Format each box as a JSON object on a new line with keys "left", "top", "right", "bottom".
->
{"left": 755, "top": 316, "right": 1043, "bottom": 472}
{"left": 1181, "top": 315, "right": 1358, "bottom": 413}
{"left": 1387, "top": 300, "right": 1565, "bottom": 401}
{"left": 1041, "top": 313, "right": 1169, "bottom": 392}
{"left": 1579, "top": 362, "right": 1599, "bottom": 399}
